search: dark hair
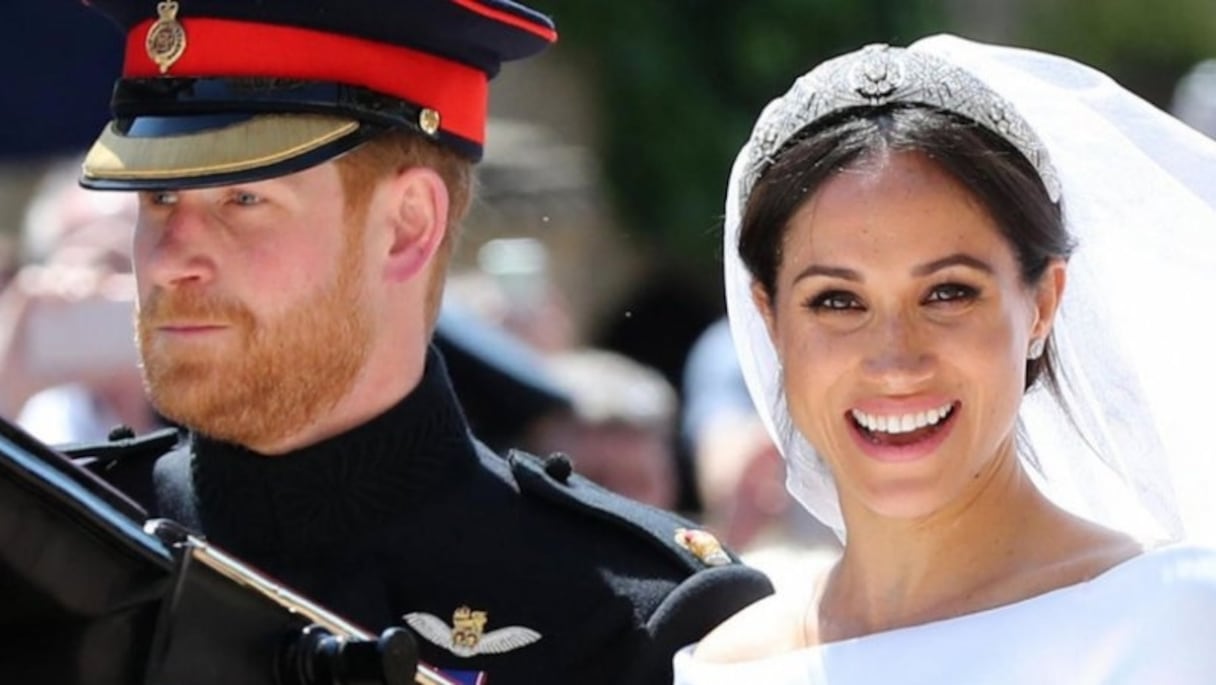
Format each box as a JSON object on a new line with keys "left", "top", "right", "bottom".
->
{"left": 738, "top": 104, "right": 1075, "bottom": 396}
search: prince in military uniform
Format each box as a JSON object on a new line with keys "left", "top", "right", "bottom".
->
{"left": 74, "top": 1, "right": 773, "bottom": 683}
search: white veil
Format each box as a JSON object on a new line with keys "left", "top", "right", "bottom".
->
{"left": 724, "top": 34, "right": 1216, "bottom": 544}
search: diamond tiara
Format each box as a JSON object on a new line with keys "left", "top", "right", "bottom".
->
{"left": 740, "top": 43, "right": 1061, "bottom": 206}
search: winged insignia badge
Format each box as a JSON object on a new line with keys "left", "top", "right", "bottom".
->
{"left": 403, "top": 606, "right": 542, "bottom": 658}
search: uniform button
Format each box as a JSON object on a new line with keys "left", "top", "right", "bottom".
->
{"left": 542, "top": 453, "right": 573, "bottom": 483}
{"left": 108, "top": 424, "right": 136, "bottom": 441}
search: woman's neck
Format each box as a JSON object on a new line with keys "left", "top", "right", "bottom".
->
{"left": 815, "top": 452, "right": 1138, "bottom": 643}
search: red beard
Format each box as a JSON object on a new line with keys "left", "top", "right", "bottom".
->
{"left": 137, "top": 232, "right": 371, "bottom": 451}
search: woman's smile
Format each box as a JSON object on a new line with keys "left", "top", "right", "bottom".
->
{"left": 846, "top": 400, "right": 961, "bottom": 463}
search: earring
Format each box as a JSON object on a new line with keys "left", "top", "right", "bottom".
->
{"left": 1027, "top": 338, "right": 1046, "bottom": 361}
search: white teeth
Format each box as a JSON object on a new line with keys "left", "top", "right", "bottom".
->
{"left": 850, "top": 403, "right": 955, "bottom": 435}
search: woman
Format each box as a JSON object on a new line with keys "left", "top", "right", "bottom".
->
{"left": 675, "top": 35, "right": 1216, "bottom": 683}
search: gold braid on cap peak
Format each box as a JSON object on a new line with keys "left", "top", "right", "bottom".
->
{"left": 740, "top": 44, "right": 1062, "bottom": 207}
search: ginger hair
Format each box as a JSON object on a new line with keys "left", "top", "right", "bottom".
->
{"left": 335, "top": 130, "right": 474, "bottom": 330}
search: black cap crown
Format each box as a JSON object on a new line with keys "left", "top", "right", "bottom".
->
{"left": 81, "top": 0, "right": 557, "bottom": 190}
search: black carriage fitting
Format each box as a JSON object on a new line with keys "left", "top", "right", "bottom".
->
{"left": 278, "top": 624, "right": 419, "bottom": 685}
{"left": 0, "top": 418, "right": 425, "bottom": 685}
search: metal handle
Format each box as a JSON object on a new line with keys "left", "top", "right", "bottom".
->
{"left": 146, "top": 520, "right": 456, "bottom": 685}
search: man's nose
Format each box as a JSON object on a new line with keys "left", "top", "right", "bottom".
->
{"left": 137, "top": 203, "right": 217, "bottom": 291}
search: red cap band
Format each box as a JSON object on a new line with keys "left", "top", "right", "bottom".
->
{"left": 123, "top": 18, "right": 489, "bottom": 145}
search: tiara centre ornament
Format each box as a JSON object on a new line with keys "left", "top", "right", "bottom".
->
{"left": 741, "top": 44, "right": 1062, "bottom": 209}
{"left": 854, "top": 44, "right": 903, "bottom": 100}
{"left": 146, "top": 1, "right": 187, "bottom": 74}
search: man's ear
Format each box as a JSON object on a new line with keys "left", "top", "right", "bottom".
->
{"left": 382, "top": 166, "right": 450, "bottom": 283}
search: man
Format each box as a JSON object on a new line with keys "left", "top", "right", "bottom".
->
{"left": 73, "top": 1, "right": 773, "bottom": 683}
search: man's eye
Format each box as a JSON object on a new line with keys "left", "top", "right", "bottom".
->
{"left": 925, "top": 283, "right": 978, "bottom": 303}
{"left": 807, "top": 290, "right": 862, "bottom": 312}
{"left": 231, "top": 191, "right": 262, "bottom": 206}
{"left": 149, "top": 191, "right": 178, "bottom": 206}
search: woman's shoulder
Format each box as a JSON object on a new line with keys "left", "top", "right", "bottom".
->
{"left": 1113, "top": 542, "right": 1216, "bottom": 597}
{"left": 1104, "top": 543, "right": 1216, "bottom": 583}
{"left": 1082, "top": 542, "right": 1216, "bottom": 632}
{"left": 1094, "top": 543, "right": 1216, "bottom": 678}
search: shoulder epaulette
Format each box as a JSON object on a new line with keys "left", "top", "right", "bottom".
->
{"left": 59, "top": 426, "right": 184, "bottom": 469}
{"left": 507, "top": 449, "right": 743, "bottom": 575}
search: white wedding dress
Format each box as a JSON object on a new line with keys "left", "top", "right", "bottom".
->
{"left": 674, "top": 545, "right": 1216, "bottom": 684}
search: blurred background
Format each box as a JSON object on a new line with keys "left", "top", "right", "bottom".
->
{"left": 2, "top": 0, "right": 1215, "bottom": 584}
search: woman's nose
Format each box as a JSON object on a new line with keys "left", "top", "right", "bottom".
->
{"left": 860, "top": 311, "right": 934, "bottom": 389}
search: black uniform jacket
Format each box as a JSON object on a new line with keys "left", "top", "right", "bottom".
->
{"left": 83, "top": 348, "right": 773, "bottom": 684}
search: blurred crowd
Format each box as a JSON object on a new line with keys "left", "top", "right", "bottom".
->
{"left": 1, "top": 53, "right": 1214, "bottom": 592}
{"left": 0, "top": 158, "right": 155, "bottom": 444}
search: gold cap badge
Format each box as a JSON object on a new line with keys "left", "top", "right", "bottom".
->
{"left": 146, "top": 1, "right": 187, "bottom": 74}
{"left": 419, "top": 108, "right": 442, "bottom": 136}
{"left": 675, "top": 527, "right": 731, "bottom": 567}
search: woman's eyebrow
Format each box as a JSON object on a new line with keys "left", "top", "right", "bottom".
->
{"left": 792, "top": 264, "right": 862, "bottom": 284}
{"left": 912, "top": 253, "right": 994, "bottom": 277}
{"left": 791, "top": 253, "right": 994, "bottom": 284}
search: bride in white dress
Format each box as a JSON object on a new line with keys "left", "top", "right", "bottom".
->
{"left": 675, "top": 35, "right": 1216, "bottom": 684}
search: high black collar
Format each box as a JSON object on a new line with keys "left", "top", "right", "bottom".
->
{"left": 188, "top": 347, "right": 478, "bottom": 566}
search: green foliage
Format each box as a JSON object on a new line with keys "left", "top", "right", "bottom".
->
{"left": 1018, "top": 0, "right": 1216, "bottom": 108}
{"left": 531, "top": 1, "right": 949, "bottom": 266}
{"left": 530, "top": 1, "right": 1216, "bottom": 267}
{"left": 1022, "top": 0, "right": 1216, "bottom": 67}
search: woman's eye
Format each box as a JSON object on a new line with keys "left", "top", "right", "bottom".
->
{"left": 925, "top": 283, "right": 978, "bottom": 304}
{"left": 808, "top": 290, "right": 862, "bottom": 312}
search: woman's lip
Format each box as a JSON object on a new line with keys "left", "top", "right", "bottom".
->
{"left": 850, "top": 396, "right": 957, "bottom": 414}
{"left": 846, "top": 403, "right": 960, "bottom": 463}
